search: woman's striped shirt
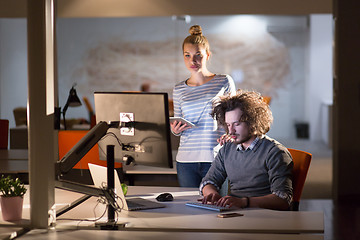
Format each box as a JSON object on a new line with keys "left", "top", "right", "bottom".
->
{"left": 173, "top": 74, "right": 236, "bottom": 163}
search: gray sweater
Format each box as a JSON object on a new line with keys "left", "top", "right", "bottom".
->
{"left": 201, "top": 135, "right": 293, "bottom": 200}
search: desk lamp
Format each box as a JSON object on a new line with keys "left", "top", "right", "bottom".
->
{"left": 62, "top": 84, "right": 82, "bottom": 130}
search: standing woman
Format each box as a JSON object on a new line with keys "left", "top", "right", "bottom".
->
{"left": 171, "top": 25, "right": 236, "bottom": 187}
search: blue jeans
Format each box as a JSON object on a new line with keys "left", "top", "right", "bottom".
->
{"left": 176, "top": 162, "right": 212, "bottom": 188}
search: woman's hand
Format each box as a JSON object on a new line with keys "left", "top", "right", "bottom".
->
{"left": 217, "top": 134, "right": 234, "bottom": 146}
{"left": 170, "top": 120, "right": 191, "bottom": 135}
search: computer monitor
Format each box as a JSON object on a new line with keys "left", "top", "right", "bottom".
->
{"left": 94, "top": 92, "right": 173, "bottom": 169}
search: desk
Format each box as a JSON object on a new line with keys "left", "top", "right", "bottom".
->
{"left": 0, "top": 186, "right": 324, "bottom": 238}
{"left": 0, "top": 149, "right": 28, "bottom": 173}
{"left": 61, "top": 186, "right": 322, "bottom": 234}
{"left": 123, "top": 150, "right": 178, "bottom": 186}
{"left": 0, "top": 148, "right": 178, "bottom": 186}
{"left": 1, "top": 229, "right": 324, "bottom": 240}
{"left": 111, "top": 186, "right": 323, "bottom": 234}
{"left": 123, "top": 162, "right": 177, "bottom": 186}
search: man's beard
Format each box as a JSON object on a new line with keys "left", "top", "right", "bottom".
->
{"left": 233, "top": 133, "right": 252, "bottom": 145}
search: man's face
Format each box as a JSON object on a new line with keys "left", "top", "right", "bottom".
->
{"left": 225, "top": 108, "right": 252, "bottom": 145}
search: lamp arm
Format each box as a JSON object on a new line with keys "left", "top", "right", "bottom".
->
{"left": 62, "top": 102, "right": 69, "bottom": 115}
{"left": 62, "top": 103, "right": 69, "bottom": 130}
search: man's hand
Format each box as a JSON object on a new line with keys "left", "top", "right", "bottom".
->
{"left": 215, "top": 195, "right": 246, "bottom": 208}
{"left": 201, "top": 192, "right": 222, "bottom": 205}
{"left": 202, "top": 194, "right": 246, "bottom": 209}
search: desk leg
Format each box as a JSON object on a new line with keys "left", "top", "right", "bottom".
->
{"left": 127, "top": 175, "right": 135, "bottom": 186}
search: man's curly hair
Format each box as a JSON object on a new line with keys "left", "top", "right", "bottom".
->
{"left": 211, "top": 90, "right": 273, "bottom": 136}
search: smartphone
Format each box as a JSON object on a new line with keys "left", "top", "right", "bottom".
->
{"left": 217, "top": 213, "right": 244, "bottom": 218}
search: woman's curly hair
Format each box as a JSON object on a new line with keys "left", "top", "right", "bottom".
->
{"left": 211, "top": 90, "right": 273, "bottom": 136}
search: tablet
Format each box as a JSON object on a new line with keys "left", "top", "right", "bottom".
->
{"left": 170, "top": 117, "right": 195, "bottom": 128}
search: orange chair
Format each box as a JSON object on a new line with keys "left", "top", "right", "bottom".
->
{"left": 263, "top": 96, "right": 272, "bottom": 105}
{"left": 58, "top": 130, "right": 123, "bottom": 184}
{"left": 0, "top": 119, "right": 9, "bottom": 149}
{"left": 82, "top": 96, "right": 96, "bottom": 129}
{"left": 288, "top": 148, "right": 312, "bottom": 211}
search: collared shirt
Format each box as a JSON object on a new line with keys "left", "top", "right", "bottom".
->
{"left": 236, "top": 136, "right": 262, "bottom": 152}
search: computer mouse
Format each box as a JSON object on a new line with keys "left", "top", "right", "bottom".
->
{"left": 156, "top": 193, "right": 174, "bottom": 202}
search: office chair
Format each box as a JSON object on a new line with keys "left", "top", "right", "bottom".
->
{"left": 13, "top": 107, "right": 27, "bottom": 126}
{"left": 82, "top": 96, "right": 96, "bottom": 129}
{"left": 0, "top": 119, "right": 9, "bottom": 149}
{"left": 263, "top": 96, "right": 272, "bottom": 105}
{"left": 58, "top": 130, "right": 123, "bottom": 184}
{"left": 288, "top": 148, "right": 312, "bottom": 211}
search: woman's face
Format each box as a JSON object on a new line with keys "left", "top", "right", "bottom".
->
{"left": 183, "top": 43, "right": 209, "bottom": 73}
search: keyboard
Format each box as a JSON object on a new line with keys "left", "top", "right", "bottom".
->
{"left": 185, "top": 202, "right": 234, "bottom": 212}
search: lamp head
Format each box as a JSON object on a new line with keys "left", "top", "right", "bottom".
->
{"left": 63, "top": 85, "right": 82, "bottom": 114}
{"left": 67, "top": 86, "right": 82, "bottom": 107}
{"left": 61, "top": 84, "right": 82, "bottom": 130}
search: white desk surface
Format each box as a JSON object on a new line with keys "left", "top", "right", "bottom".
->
{"left": 0, "top": 149, "right": 28, "bottom": 160}
{"left": 57, "top": 186, "right": 323, "bottom": 234}
{"left": 0, "top": 149, "right": 28, "bottom": 173}
{"left": 0, "top": 229, "right": 324, "bottom": 240}
{"left": 0, "top": 186, "right": 324, "bottom": 236}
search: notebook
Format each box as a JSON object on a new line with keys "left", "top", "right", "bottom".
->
{"left": 88, "top": 163, "right": 165, "bottom": 211}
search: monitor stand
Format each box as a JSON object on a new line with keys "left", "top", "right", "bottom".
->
{"left": 94, "top": 145, "right": 123, "bottom": 230}
{"left": 56, "top": 144, "right": 125, "bottom": 230}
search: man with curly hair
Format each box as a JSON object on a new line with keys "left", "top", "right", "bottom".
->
{"left": 199, "top": 90, "right": 293, "bottom": 210}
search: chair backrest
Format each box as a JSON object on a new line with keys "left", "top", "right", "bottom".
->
{"left": 82, "top": 96, "right": 96, "bottom": 128}
{"left": 263, "top": 96, "right": 272, "bottom": 105}
{"left": 288, "top": 148, "right": 312, "bottom": 211}
{"left": 58, "top": 130, "right": 122, "bottom": 169}
{"left": 0, "top": 119, "right": 9, "bottom": 149}
{"left": 13, "top": 107, "right": 27, "bottom": 126}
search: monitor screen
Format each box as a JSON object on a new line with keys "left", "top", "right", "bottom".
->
{"left": 94, "top": 92, "right": 173, "bottom": 168}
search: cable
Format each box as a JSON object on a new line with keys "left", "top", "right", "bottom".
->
{"left": 56, "top": 185, "right": 125, "bottom": 226}
{"left": 98, "top": 132, "right": 124, "bottom": 158}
